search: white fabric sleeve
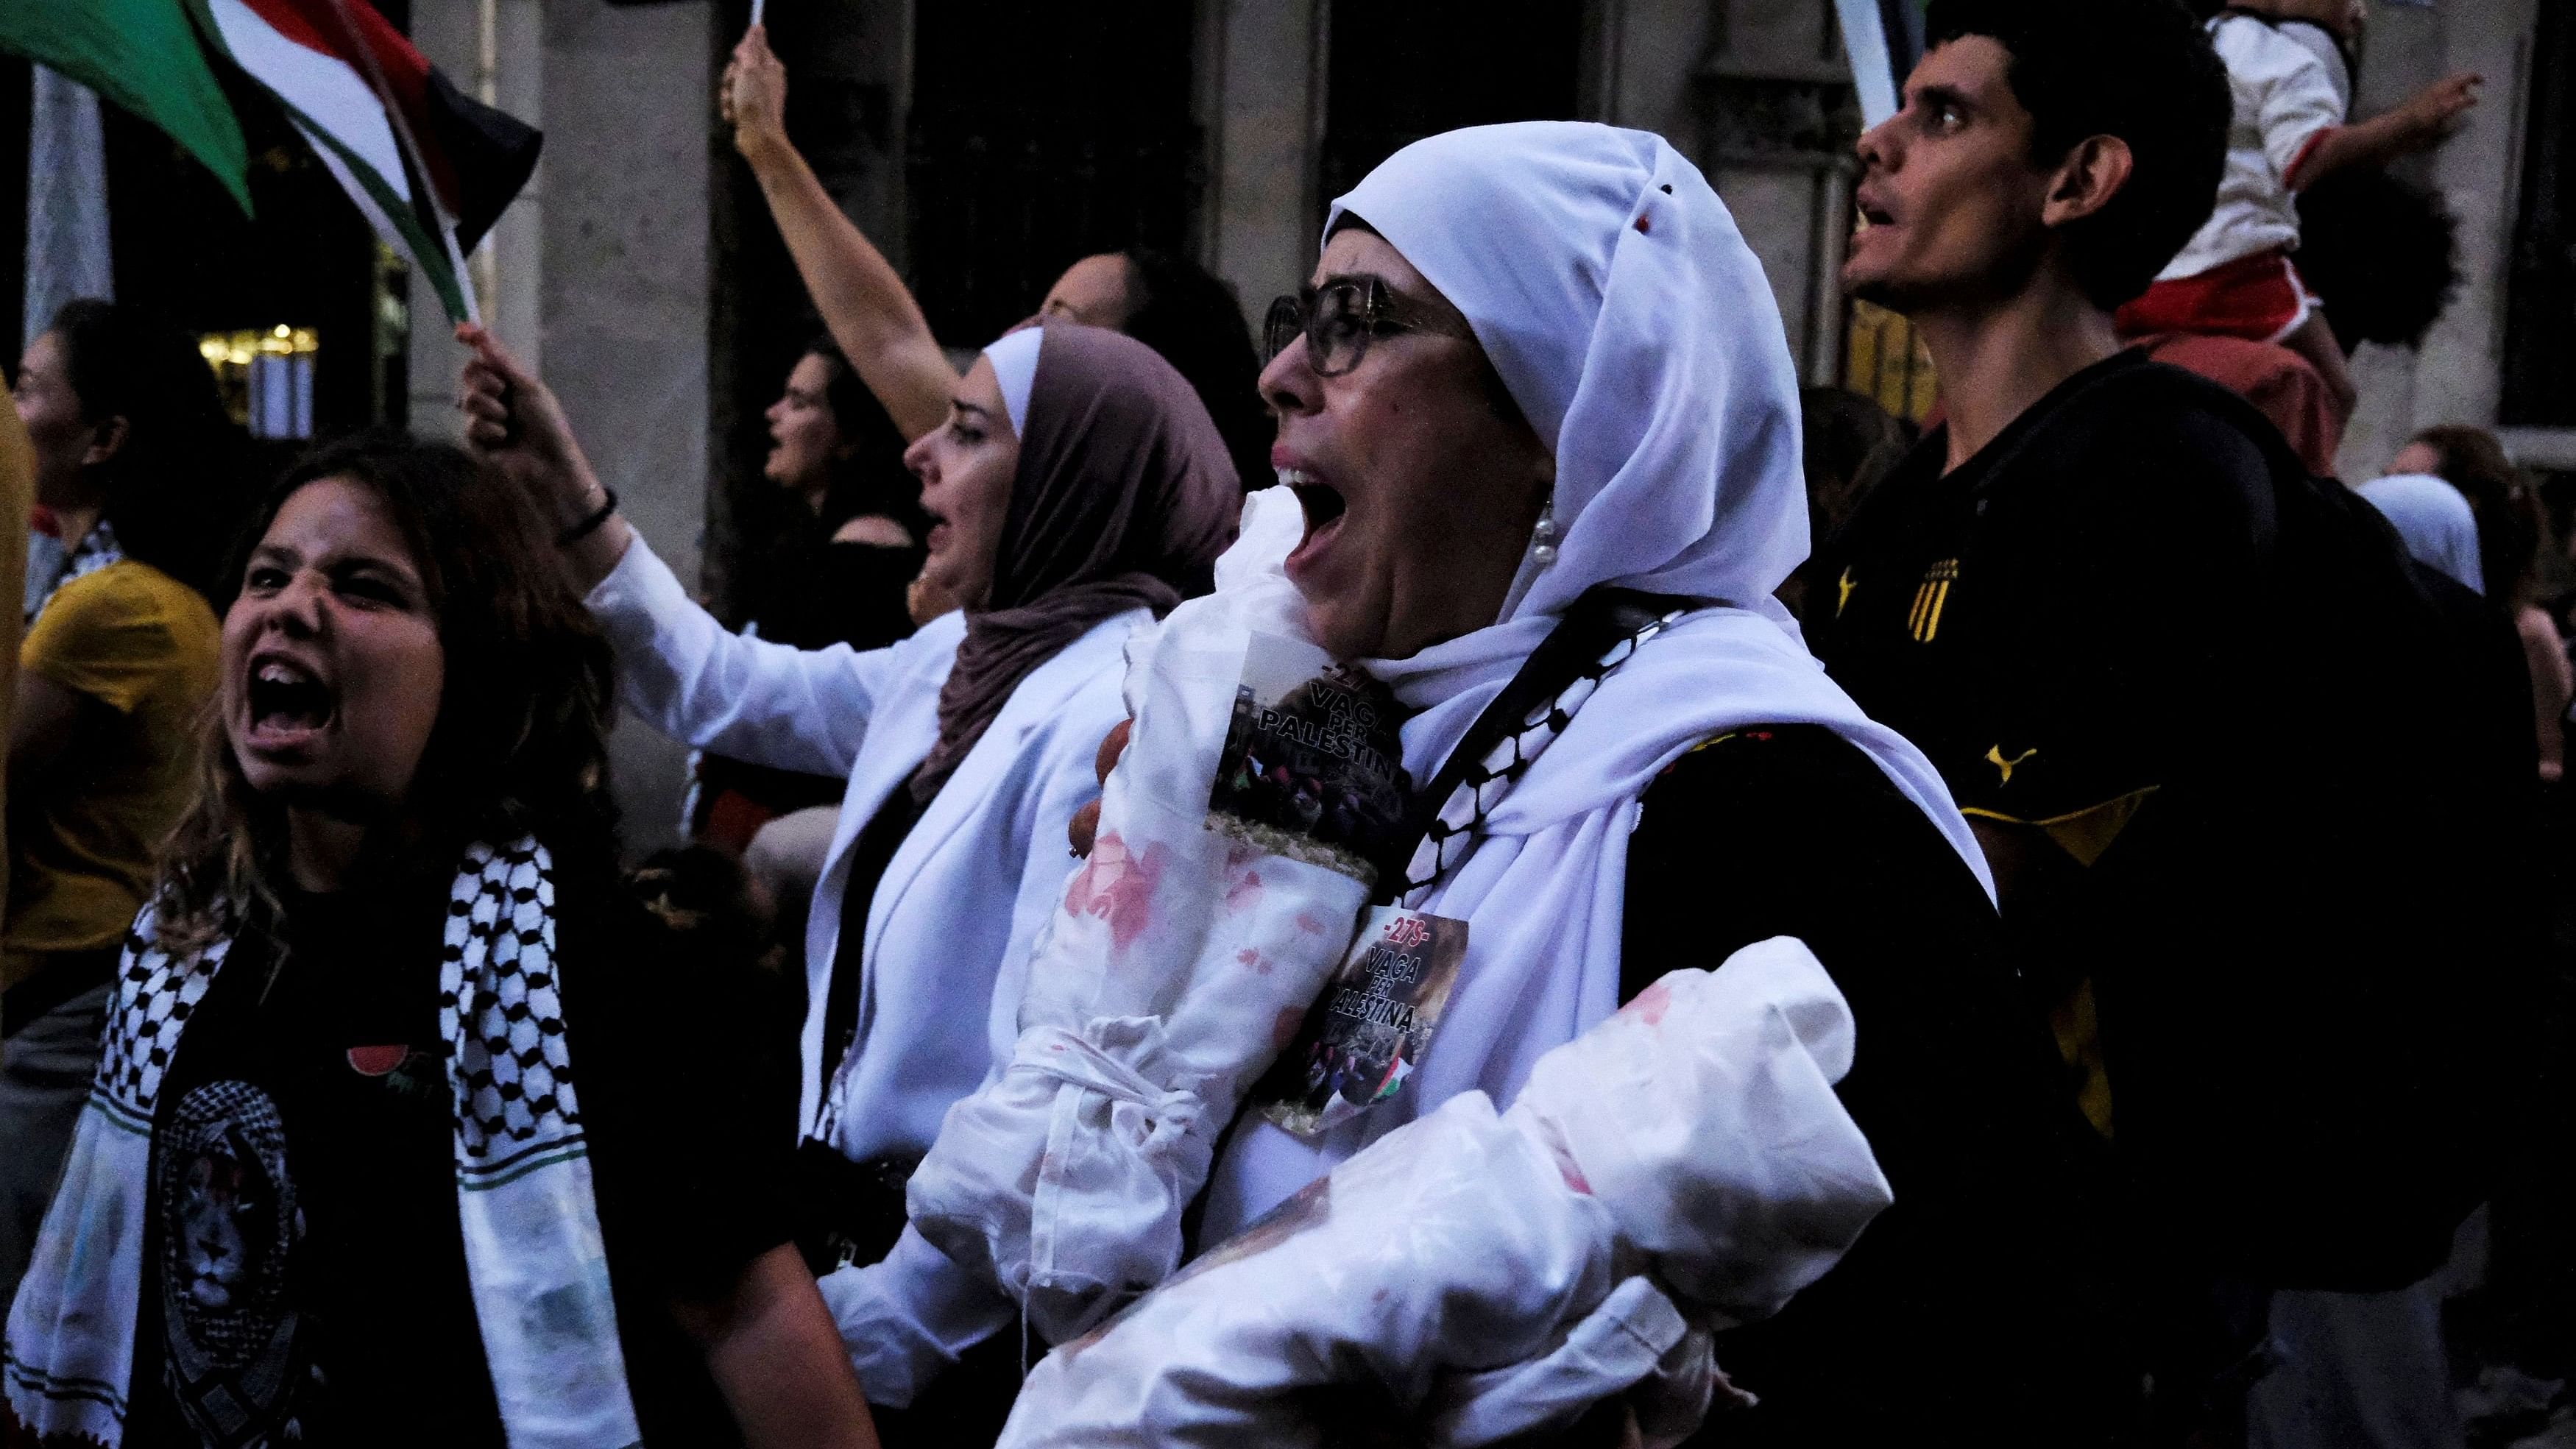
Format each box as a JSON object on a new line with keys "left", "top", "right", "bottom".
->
{"left": 2250, "top": 26, "right": 2346, "bottom": 183}
{"left": 994, "top": 939, "right": 1892, "bottom": 1448}
{"left": 583, "top": 535, "right": 895, "bottom": 780}
{"left": 818, "top": 1228, "right": 1017, "bottom": 1409}
{"left": 2276, "top": 21, "right": 2351, "bottom": 110}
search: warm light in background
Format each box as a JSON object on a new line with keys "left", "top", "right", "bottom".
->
{"left": 199, "top": 326, "right": 319, "bottom": 440}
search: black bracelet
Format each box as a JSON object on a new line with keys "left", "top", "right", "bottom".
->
{"left": 556, "top": 487, "right": 618, "bottom": 548}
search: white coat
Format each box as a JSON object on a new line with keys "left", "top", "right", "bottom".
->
{"left": 586, "top": 540, "right": 1146, "bottom": 1161}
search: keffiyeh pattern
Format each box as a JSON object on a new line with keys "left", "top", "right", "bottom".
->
{"left": 443, "top": 842, "right": 583, "bottom": 1163}
{"left": 3, "top": 838, "right": 641, "bottom": 1449}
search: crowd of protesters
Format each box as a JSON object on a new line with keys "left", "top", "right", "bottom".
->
{"left": 2, "top": 0, "right": 2572, "bottom": 1445}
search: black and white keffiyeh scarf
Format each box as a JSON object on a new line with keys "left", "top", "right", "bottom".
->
{"left": 1, "top": 838, "right": 643, "bottom": 1449}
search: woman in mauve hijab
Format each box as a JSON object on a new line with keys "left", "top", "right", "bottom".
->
{"left": 458, "top": 321, "right": 1236, "bottom": 1439}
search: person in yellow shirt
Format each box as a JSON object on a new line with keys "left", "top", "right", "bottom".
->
{"left": 1, "top": 300, "right": 238, "bottom": 1302}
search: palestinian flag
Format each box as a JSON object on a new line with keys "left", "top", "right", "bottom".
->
{"left": 189, "top": 0, "right": 541, "bottom": 322}
{"left": 0, "top": 0, "right": 253, "bottom": 213}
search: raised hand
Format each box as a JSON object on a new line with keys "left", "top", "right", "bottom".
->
{"left": 457, "top": 324, "right": 629, "bottom": 587}
{"left": 2398, "top": 71, "right": 2483, "bottom": 145}
{"left": 721, "top": 24, "right": 790, "bottom": 162}
{"left": 458, "top": 325, "right": 590, "bottom": 518}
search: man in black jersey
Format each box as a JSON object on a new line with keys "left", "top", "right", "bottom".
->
{"left": 1802, "top": 1, "right": 2285, "bottom": 1441}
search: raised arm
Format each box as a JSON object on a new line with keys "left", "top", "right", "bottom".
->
{"left": 724, "top": 26, "right": 960, "bottom": 442}
{"left": 2287, "top": 72, "right": 2480, "bottom": 191}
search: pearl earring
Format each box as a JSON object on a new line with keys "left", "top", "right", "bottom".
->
{"left": 1530, "top": 501, "right": 1560, "bottom": 568}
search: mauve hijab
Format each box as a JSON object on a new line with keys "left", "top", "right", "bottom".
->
{"left": 910, "top": 324, "right": 1242, "bottom": 801}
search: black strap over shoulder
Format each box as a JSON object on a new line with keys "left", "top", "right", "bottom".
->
{"left": 1375, "top": 586, "right": 1712, "bottom": 901}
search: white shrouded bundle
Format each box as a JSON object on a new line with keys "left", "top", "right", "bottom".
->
{"left": 906, "top": 489, "right": 1382, "bottom": 1343}
{"left": 993, "top": 938, "right": 1893, "bottom": 1448}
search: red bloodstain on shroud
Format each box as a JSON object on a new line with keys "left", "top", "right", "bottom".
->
{"left": 1059, "top": 830, "right": 1170, "bottom": 952}
{"left": 1620, "top": 978, "right": 1673, "bottom": 1027}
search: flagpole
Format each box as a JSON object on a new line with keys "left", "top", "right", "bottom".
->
{"left": 751, "top": 0, "right": 765, "bottom": 29}
{"left": 1833, "top": 0, "right": 1900, "bottom": 130}
{"left": 321, "top": 0, "right": 483, "bottom": 325}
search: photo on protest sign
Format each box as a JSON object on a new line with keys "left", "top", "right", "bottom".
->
{"left": 1252, "top": 907, "right": 1468, "bottom": 1139}
{"left": 1207, "top": 631, "right": 1412, "bottom": 879}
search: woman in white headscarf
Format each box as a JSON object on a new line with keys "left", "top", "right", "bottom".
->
{"left": 1010, "top": 122, "right": 2124, "bottom": 1445}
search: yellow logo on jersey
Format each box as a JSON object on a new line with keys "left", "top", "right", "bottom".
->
{"left": 1907, "top": 559, "right": 1959, "bottom": 642}
{"left": 1836, "top": 567, "right": 1858, "bottom": 616}
{"left": 1986, "top": 745, "right": 2038, "bottom": 784}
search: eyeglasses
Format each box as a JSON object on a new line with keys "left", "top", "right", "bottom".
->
{"left": 1263, "top": 277, "right": 1477, "bottom": 378}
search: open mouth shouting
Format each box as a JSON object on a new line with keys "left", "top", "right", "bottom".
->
{"left": 242, "top": 651, "right": 336, "bottom": 754}
{"left": 921, "top": 500, "right": 953, "bottom": 556}
{"left": 1278, "top": 464, "right": 1348, "bottom": 578}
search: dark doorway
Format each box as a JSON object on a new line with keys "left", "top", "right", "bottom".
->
{"left": 2502, "top": 0, "right": 2574, "bottom": 428}
{"left": 905, "top": 0, "right": 1202, "bottom": 349}
{"left": 1318, "top": 0, "right": 1585, "bottom": 211}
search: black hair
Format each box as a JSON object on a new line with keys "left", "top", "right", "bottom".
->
{"left": 1117, "top": 248, "right": 1272, "bottom": 492}
{"left": 46, "top": 299, "right": 252, "bottom": 599}
{"left": 1924, "top": 0, "right": 2232, "bottom": 310}
{"left": 2295, "top": 169, "right": 2460, "bottom": 352}
{"left": 799, "top": 336, "right": 930, "bottom": 538}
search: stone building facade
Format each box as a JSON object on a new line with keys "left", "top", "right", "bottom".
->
{"left": 397, "top": 0, "right": 2560, "bottom": 846}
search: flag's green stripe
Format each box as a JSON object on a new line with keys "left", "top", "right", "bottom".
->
{"left": 284, "top": 99, "right": 470, "bottom": 322}
{"left": 0, "top": 0, "right": 252, "bottom": 214}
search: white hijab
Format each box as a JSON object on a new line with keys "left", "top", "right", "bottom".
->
{"left": 1200, "top": 121, "right": 1992, "bottom": 1239}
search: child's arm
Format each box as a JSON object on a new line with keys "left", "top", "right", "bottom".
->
{"left": 2288, "top": 73, "right": 2482, "bottom": 191}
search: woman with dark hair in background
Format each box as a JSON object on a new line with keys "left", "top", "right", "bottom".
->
{"left": 3, "top": 435, "right": 878, "bottom": 1449}
{"left": 749, "top": 339, "right": 929, "bottom": 659}
{"left": 716, "top": 25, "right": 1271, "bottom": 493}
{"left": 697, "top": 340, "right": 927, "bottom": 851}
{"left": 0, "top": 301, "right": 242, "bottom": 1305}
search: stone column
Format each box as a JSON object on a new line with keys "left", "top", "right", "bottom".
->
{"left": 406, "top": 0, "right": 543, "bottom": 437}
{"left": 1635, "top": 0, "right": 1859, "bottom": 380}
{"left": 1200, "top": 0, "right": 1328, "bottom": 327}
{"left": 408, "top": 0, "right": 715, "bottom": 851}
{"left": 1588, "top": 0, "right": 1712, "bottom": 138}
{"left": 24, "top": 68, "right": 113, "bottom": 348}
{"left": 544, "top": 0, "right": 714, "bottom": 850}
